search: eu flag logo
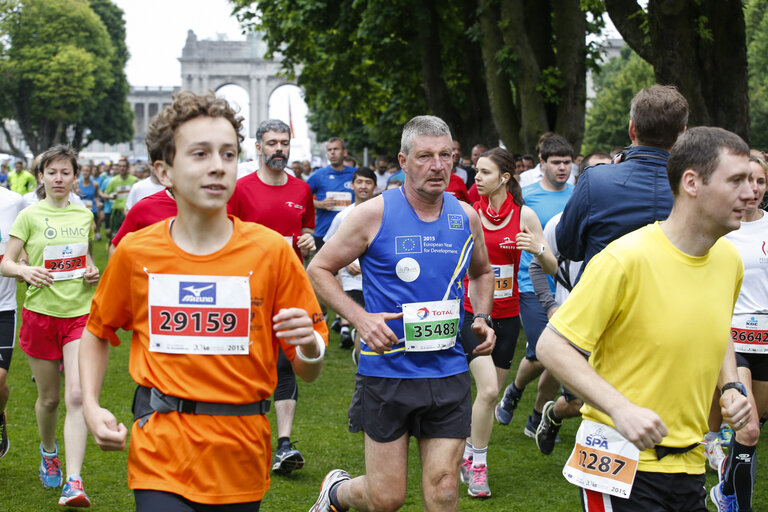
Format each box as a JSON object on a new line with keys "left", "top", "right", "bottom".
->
{"left": 448, "top": 214, "right": 464, "bottom": 230}
{"left": 395, "top": 236, "right": 422, "bottom": 254}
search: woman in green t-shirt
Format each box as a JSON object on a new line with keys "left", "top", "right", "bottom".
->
{"left": 0, "top": 145, "right": 99, "bottom": 508}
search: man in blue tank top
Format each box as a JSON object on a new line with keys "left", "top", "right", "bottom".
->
{"left": 308, "top": 115, "right": 496, "bottom": 512}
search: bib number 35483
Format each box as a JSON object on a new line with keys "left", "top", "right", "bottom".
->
{"left": 402, "top": 299, "right": 459, "bottom": 352}
{"left": 148, "top": 273, "right": 250, "bottom": 355}
{"left": 563, "top": 420, "right": 639, "bottom": 499}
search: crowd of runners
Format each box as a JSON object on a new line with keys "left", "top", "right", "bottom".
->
{"left": 0, "top": 84, "right": 765, "bottom": 512}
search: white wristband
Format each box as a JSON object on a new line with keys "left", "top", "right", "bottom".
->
{"left": 296, "top": 331, "right": 325, "bottom": 363}
{"left": 536, "top": 244, "right": 545, "bottom": 257}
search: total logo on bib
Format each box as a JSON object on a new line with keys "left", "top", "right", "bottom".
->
{"left": 148, "top": 274, "right": 250, "bottom": 355}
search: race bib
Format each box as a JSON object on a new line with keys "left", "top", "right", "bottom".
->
{"left": 492, "top": 264, "right": 516, "bottom": 299}
{"left": 402, "top": 299, "right": 459, "bottom": 352}
{"left": 148, "top": 273, "right": 250, "bottom": 355}
{"left": 563, "top": 420, "right": 639, "bottom": 499}
{"left": 83, "top": 199, "right": 94, "bottom": 210}
{"left": 43, "top": 242, "right": 88, "bottom": 281}
{"left": 116, "top": 185, "right": 131, "bottom": 197}
{"left": 731, "top": 313, "right": 768, "bottom": 353}
{"left": 326, "top": 191, "right": 352, "bottom": 211}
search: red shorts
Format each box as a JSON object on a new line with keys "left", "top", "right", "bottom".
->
{"left": 19, "top": 308, "right": 88, "bottom": 361}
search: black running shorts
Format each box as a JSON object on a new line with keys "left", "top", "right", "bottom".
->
{"left": 580, "top": 472, "right": 706, "bottom": 512}
{"left": 0, "top": 310, "right": 15, "bottom": 372}
{"left": 735, "top": 351, "right": 768, "bottom": 381}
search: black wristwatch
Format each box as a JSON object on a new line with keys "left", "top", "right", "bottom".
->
{"left": 721, "top": 382, "right": 747, "bottom": 397}
{"left": 473, "top": 313, "right": 493, "bottom": 328}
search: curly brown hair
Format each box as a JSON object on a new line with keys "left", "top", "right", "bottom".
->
{"left": 145, "top": 91, "right": 245, "bottom": 165}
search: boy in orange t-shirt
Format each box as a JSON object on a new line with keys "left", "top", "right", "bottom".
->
{"left": 80, "top": 91, "right": 328, "bottom": 511}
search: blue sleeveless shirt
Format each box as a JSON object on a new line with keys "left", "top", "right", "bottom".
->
{"left": 358, "top": 187, "right": 473, "bottom": 378}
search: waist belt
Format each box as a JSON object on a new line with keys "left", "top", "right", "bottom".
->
{"left": 654, "top": 443, "right": 699, "bottom": 460}
{"left": 132, "top": 385, "right": 270, "bottom": 428}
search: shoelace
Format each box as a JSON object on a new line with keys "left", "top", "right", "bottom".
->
{"left": 42, "top": 455, "right": 61, "bottom": 476}
{"left": 471, "top": 466, "right": 488, "bottom": 485}
{"left": 66, "top": 478, "right": 84, "bottom": 492}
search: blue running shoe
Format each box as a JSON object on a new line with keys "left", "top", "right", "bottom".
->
{"left": 39, "top": 442, "right": 62, "bottom": 488}
{"left": 710, "top": 481, "right": 737, "bottom": 512}
{"left": 59, "top": 476, "right": 91, "bottom": 507}
{"left": 495, "top": 384, "right": 522, "bottom": 425}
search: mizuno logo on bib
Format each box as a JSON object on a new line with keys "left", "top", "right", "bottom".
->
{"left": 402, "top": 299, "right": 460, "bottom": 351}
{"left": 148, "top": 273, "right": 250, "bottom": 355}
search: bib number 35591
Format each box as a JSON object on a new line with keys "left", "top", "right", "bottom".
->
{"left": 563, "top": 420, "right": 639, "bottom": 499}
{"left": 148, "top": 273, "right": 250, "bottom": 355}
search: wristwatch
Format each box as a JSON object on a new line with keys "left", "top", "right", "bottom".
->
{"left": 473, "top": 313, "right": 493, "bottom": 328}
{"left": 536, "top": 244, "right": 546, "bottom": 257}
{"left": 721, "top": 382, "right": 747, "bottom": 397}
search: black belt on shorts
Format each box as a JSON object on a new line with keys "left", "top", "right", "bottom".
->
{"left": 132, "top": 385, "right": 270, "bottom": 427}
{"left": 654, "top": 443, "right": 699, "bottom": 460}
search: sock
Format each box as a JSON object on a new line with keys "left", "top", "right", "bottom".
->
{"left": 724, "top": 440, "right": 756, "bottom": 511}
{"left": 329, "top": 481, "right": 348, "bottom": 512}
{"left": 547, "top": 406, "right": 562, "bottom": 424}
{"left": 463, "top": 441, "right": 473, "bottom": 461}
{"left": 277, "top": 437, "right": 291, "bottom": 448}
{"left": 511, "top": 382, "right": 523, "bottom": 396}
{"left": 472, "top": 446, "right": 488, "bottom": 467}
{"left": 340, "top": 326, "right": 350, "bottom": 336}
{"left": 530, "top": 408, "right": 542, "bottom": 423}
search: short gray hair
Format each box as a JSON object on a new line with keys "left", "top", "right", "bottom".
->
{"left": 256, "top": 119, "right": 290, "bottom": 144}
{"left": 400, "top": 115, "right": 451, "bottom": 156}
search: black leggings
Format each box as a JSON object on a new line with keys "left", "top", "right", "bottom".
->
{"left": 274, "top": 346, "right": 298, "bottom": 401}
{"left": 461, "top": 313, "right": 520, "bottom": 369}
{"left": 134, "top": 490, "right": 260, "bottom": 512}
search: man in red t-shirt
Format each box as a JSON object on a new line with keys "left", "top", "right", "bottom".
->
{"left": 109, "top": 189, "right": 177, "bottom": 255}
{"left": 228, "top": 120, "right": 316, "bottom": 476}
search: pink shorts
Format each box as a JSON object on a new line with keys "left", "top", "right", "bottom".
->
{"left": 19, "top": 308, "right": 88, "bottom": 361}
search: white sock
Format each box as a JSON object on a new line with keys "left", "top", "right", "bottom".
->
{"left": 472, "top": 446, "right": 488, "bottom": 467}
{"left": 463, "top": 441, "right": 473, "bottom": 460}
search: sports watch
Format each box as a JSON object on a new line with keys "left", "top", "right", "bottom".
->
{"left": 721, "top": 382, "right": 747, "bottom": 397}
{"left": 473, "top": 313, "right": 493, "bottom": 328}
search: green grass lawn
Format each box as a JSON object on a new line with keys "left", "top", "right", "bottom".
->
{"left": 2, "top": 239, "right": 766, "bottom": 511}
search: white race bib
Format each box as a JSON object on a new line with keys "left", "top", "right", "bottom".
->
{"left": 731, "top": 313, "right": 768, "bottom": 353}
{"left": 326, "top": 191, "right": 352, "bottom": 211}
{"left": 492, "top": 264, "right": 516, "bottom": 299}
{"left": 148, "top": 273, "right": 251, "bottom": 355}
{"left": 563, "top": 420, "right": 639, "bottom": 499}
{"left": 83, "top": 199, "right": 94, "bottom": 210}
{"left": 43, "top": 242, "right": 88, "bottom": 281}
{"left": 283, "top": 235, "right": 293, "bottom": 247}
{"left": 116, "top": 185, "right": 131, "bottom": 197}
{"left": 402, "top": 299, "right": 459, "bottom": 352}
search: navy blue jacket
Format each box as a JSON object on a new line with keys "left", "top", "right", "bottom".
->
{"left": 556, "top": 146, "right": 673, "bottom": 281}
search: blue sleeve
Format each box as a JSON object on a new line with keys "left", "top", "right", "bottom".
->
{"left": 306, "top": 171, "right": 318, "bottom": 194}
{"left": 556, "top": 175, "right": 589, "bottom": 262}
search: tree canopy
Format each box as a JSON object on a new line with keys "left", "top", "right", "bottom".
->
{"left": 0, "top": 0, "right": 132, "bottom": 155}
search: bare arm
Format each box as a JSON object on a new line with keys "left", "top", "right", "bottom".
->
{"left": 717, "top": 340, "right": 751, "bottom": 429}
{"left": 307, "top": 197, "right": 402, "bottom": 353}
{"left": 273, "top": 308, "right": 324, "bottom": 382}
{"left": 518, "top": 206, "right": 557, "bottom": 275}
{"left": 0, "top": 236, "right": 53, "bottom": 288}
{"left": 461, "top": 203, "right": 497, "bottom": 355}
{"left": 537, "top": 326, "right": 668, "bottom": 451}
{"left": 80, "top": 328, "right": 127, "bottom": 451}
{"left": 296, "top": 227, "right": 316, "bottom": 258}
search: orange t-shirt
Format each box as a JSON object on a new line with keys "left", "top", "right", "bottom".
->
{"left": 86, "top": 216, "right": 328, "bottom": 504}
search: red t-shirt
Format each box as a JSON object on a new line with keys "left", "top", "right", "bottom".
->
{"left": 227, "top": 173, "right": 315, "bottom": 261}
{"left": 464, "top": 200, "right": 522, "bottom": 318}
{"left": 111, "top": 190, "right": 177, "bottom": 246}
{"left": 467, "top": 183, "right": 480, "bottom": 204}
{"left": 446, "top": 172, "right": 470, "bottom": 203}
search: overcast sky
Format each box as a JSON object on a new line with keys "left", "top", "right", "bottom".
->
{"left": 114, "top": 0, "right": 245, "bottom": 87}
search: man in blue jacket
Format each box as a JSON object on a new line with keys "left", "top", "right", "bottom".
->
{"left": 556, "top": 85, "right": 689, "bottom": 281}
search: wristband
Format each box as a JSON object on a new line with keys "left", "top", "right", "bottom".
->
{"left": 536, "top": 244, "right": 546, "bottom": 257}
{"left": 721, "top": 381, "right": 747, "bottom": 397}
{"left": 296, "top": 331, "right": 325, "bottom": 363}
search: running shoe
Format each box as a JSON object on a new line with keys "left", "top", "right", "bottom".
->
{"left": 467, "top": 464, "right": 491, "bottom": 498}
{"left": 536, "top": 401, "right": 562, "bottom": 455}
{"left": 459, "top": 456, "right": 472, "bottom": 484}
{"left": 0, "top": 411, "right": 9, "bottom": 459}
{"left": 309, "top": 469, "right": 351, "bottom": 512}
{"left": 523, "top": 411, "right": 541, "bottom": 438}
{"left": 58, "top": 476, "right": 91, "bottom": 507}
{"left": 704, "top": 437, "right": 727, "bottom": 472}
{"left": 272, "top": 442, "right": 305, "bottom": 475}
{"left": 495, "top": 384, "right": 522, "bottom": 425}
{"left": 710, "top": 482, "right": 737, "bottom": 512}
{"left": 330, "top": 317, "right": 342, "bottom": 333}
{"left": 339, "top": 330, "right": 353, "bottom": 350}
{"left": 39, "top": 442, "right": 62, "bottom": 488}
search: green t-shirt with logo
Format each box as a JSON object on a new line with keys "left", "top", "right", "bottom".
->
{"left": 9, "top": 201, "right": 95, "bottom": 317}
{"left": 104, "top": 174, "right": 138, "bottom": 211}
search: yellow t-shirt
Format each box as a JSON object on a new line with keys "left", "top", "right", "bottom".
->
{"left": 550, "top": 223, "right": 743, "bottom": 474}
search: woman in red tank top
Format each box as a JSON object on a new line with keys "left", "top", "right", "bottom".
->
{"left": 460, "top": 148, "right": 556, "bottom": 498}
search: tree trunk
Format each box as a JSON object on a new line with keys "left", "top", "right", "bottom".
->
{"left": 478, "top": 0, "right": 522, "bottom": 151}
{"left": 553, "top": 0, "right": 587, "bottom": 152}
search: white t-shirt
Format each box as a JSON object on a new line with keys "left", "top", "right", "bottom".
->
{"left": 323, "top": 204, "right": 362, "bottom": 292}
{"left": 126, "top": 177, "right": 165, "bottom": 211}
{"left": 724, "top": 212, "right": 768, "bottom": 316}
{"left": 23, "top": 190, "right": 85, "bottom": 209}
{"left": 543, "top": 212, "right": 582, "bottom": 306}
{"left": 0, "top": 188, "right": 26, "bottom": 311}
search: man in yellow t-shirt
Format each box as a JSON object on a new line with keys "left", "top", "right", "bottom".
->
{"left": 8, "top": 160, "right": 36, "bottom": 195}
{"left": 538, "top": 126, "right": 753, "bottom": 512}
